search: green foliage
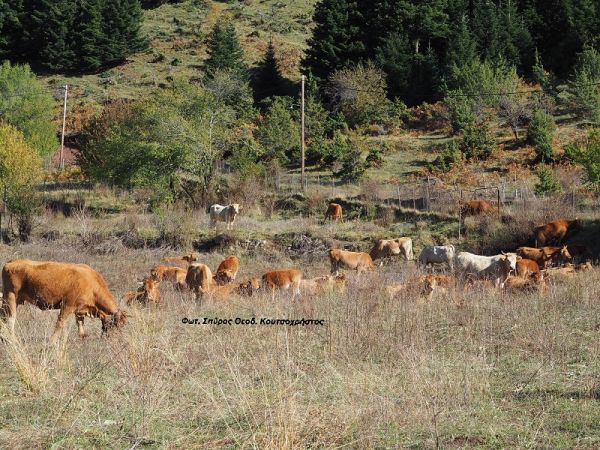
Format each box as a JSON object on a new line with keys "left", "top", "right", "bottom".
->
{"left": 528, "top": 109, "right": 556, "bottom": 162}
{"left": 569, "top": 46, "right": 600, "bottom": 123}
{"left": 0, "top": 0, "right": 147, "bottom": 72}
{"left": 79, "top": 81, "right": 237, "bottom": 204}
{"left": 0, "top": 61, "right": 58, "bottom": 157}
{"left": 444, "top": 92, "right": 477, "bottom": 134}
{"left": 229, "top": 136, "right": 265, "bottom": 179}
{"left": 461, "top": 122, "right": 495, "bottom": 160}
{"left": 254, "top": 96, "right": 300, "bottom": 165}
{"left": 365, "top": 143, "right": 386, "bottom": 168}
{"left": 534, "top": 165, "right": 562, "bottom": 195}
{"left": 254, "top": 39, "right": 285, "bottom": 101}
{"left": 429, "top": 140, "right": 461, "bottom": 172}
{"left": 564, "top": 129, "right": 600, "bottom": 189}
{"left": 202, "top": 68, "right": 255, "bottom": 121}
{"left": 327, "top": 62, "right": 391, "bottom": 128}
{"left": 334, "top": 140, "right": 367, "bottom": 183}
{"left": 310, "top": 131, "right": 351, "bottom": 168}
{"left": 204, "top": 18, "right": 245, "bottom": 77}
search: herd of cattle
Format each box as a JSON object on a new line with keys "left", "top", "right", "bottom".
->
{"left": 0, "top": 198, "right": 594, "bottom": 344}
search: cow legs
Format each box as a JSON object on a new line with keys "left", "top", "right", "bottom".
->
{"left": 75, "top": 314, "right": 87, "bottom": 339}
{"left": 1, "top": 291, "right": 17, "bottom": 336}
{"left": 51, "top": 305, "right": 75, "bottom": 345}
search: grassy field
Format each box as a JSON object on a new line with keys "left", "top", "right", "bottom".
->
{"left": 1, "top": 202, "right": 600, "bottom": 448}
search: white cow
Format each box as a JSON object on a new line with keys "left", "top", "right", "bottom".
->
{"left": 209, "top": 204, "right": 240, "bottom": 230}
{"left": 418, "top": 245, "right": 456, "bottom": 271}
{"left": 454, "top": 251, "right": 518, "bottom": 288}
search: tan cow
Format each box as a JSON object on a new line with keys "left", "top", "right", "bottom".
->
{"left": 516, "top": 258, "right": 543, "bottom": 282}
{"left": 185, "top": 264, "right": 214, "bottom": 301}
{"left": 534, "top": 219, "right": 581, "bottom": 247}
{"left": 162, "top": 253, "right": 199, "bottom": 265}
{"left": 301, "top": 273, "right": 347, "bottom": 295}
{"left": 325, "top": 203, "right": 343, "bottom": 222}
{"left": 1, "top": 259, "right": 127, "bottom": 343}
{"left": 124, "top": 277, "right": 161, "bottom": 306}
{"left": 329, "top": 248, "right": 376, "bottom": 274}
{"left": 151, "top": 264, "right": 187, "bottom": 290}
{"left": 418, "top": 274, "right": 455, "bottom": 301}
{"left": 262, "top": 269, "right": 302, "bottom": 299}
{"left": 516, "top": 247, "right": 554, "bottom": 268}
{"left": 208, "top": 277, "right": 261, "bottom": 299}
{"left": 504, "top": 275, "right": 546, "bottom": 293}
{"left": 541, "top": 246, "right": 573, "bottom": 266}
{"left": 214, "top": 255, "right": 240, "bottom": 285}
{"left": 369, "top": 238, "right": 414, "bottom": 265}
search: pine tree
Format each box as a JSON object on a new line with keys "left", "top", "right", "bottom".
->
{"left": 72, "top": 0, "right": 106, "bottom": 71}
{"left": 254, "top": 39, "right": 285, "bottom": 101}
{"left": 303, "top": 0, "right": 365, "bottom": 80}
{"left": 204, "top": 19, "right": 245, "bottom": 77}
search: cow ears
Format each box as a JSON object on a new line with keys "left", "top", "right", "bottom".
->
{"left": 516, "top": 255, "right": 522, "bottom": 261}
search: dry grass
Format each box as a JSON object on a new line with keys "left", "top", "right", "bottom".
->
{"left": 2, "top": 229, "right": 600, "bottom": 448}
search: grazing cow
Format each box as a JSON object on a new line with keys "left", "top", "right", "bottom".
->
{"left": 541, "top": 246, "right": 573, "bottom": 266}
{"left": 460, "top": 200, "right": 495, "bottom": 216}
{"left": 418, "top": 245, "right": 456, "bottom": 271}
{"left": 516, "top": 247, "right": 554, "bottom": 268}
{"left": 534, "top": 219, "right": 581, "bottom": 247}
{"left": 262, "top": 269, "right": 302, "bottom": 299}
{"left": 209, "top": 203, "right": 240, "bottom": 230}
{"left": 185, "top": 264, "right": 214, "bottom": 301}
{"left": 301, "top": 274, "right": 347, "bottom": 295}
{"left": 328, "top": 249, "right": 376, "bottom": 274}
{"left": 1, "top": 259, "right": 127, "bottom": 343}
{"left": 214, "top": 255, "right": 240, "bottom": 285}
{"left": 124, "top": 277, "right": 161, "bottom": 306}
{"left": 325, "top": 203, "right": 343, "bottom": 222}
{"left": 516, "top": 259, "right": 543, "bottom": 282}
{"left": 163, "top": 253, "right": 198, "bottom": 265}
{"left": 151, "top": 265, "right": 187, "bottom": 290}
{"left": 369, "top": 238, "right": 414, "bottom": 265}
{"left": 455, "top": 252, "right": 518, "bottom": 288}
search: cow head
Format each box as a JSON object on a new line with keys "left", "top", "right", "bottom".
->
{"left": 102, "top": 309, "right": 128, "bottom": 335}
{"left": 231, "top": 204, "right": 240, "bottom": 214}
{"left": 237, "top": 277, "right": 260, "bottom": 296}
{"left": 501, "top": 252, "right": 518, "bottom": 272}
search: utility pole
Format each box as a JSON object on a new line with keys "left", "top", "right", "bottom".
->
{"left": 60, "top": 84, "right": 68, "bottom": 170}
{"left": 300, "top": 75, "right": 306, "bottom": 191}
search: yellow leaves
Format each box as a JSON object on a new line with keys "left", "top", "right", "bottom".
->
{"left": 0, "top": 123, "right": 43, "bottom": 194}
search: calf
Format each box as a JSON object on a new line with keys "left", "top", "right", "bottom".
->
{"left": 328, "top": 248, "right": 376, "bottom": 274}
{"left": 301, "top": 274, "right": 347, "bottom": 295}
{"left": 1, "top": 259, "right": 127, "bottom": 343}
{"left": 185, "top": 264, "right": 214, "bottom": 301}
{"left": 516, "top": 258, "right": 542, "bottom": 281}
{"left": 151, "top": 265, "right": 187, "bottom": 290}
{"left": 541, "top": 246, "right": 572, "bottom": 266}
{"left": 516, "top": 247, "right": 553, "bottom": 268}
{"left": 369, "top": 238, "right": 413, "bottom": 265}
{"left": 262, "top": 269, "right": 302, "bottom": 299}
{"left": 214, "top": 255, "right": 240, "bottom": 285}
{"left": 460, "top": 200, "right": 494, "bottom": 216}
{"left": 163, "top": 253, "right": 198, "bottom": 265}
{"left": 124, "top": 277, "right": 161, "bottom": 306}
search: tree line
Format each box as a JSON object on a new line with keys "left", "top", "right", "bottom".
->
{"left": 0, "top": 0, "right": 147, "bottom": 72}
{"left": 304, "top": 0, "right": 600, "bottom": 105}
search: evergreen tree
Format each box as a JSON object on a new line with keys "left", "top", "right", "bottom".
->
{"left": 72, "top": 0, "right": 106, "bottom": 71}
{"left": 29, "top": 0, "right": 76, "bottom": 70}
{"left": 303, "top": 0, "right": 365, "bottom": 80}
{"left": 204, "top": 19, "right": 245, "bottom": 77}
{"left": 254, "top": 39, "right": 285, "bottom": 101}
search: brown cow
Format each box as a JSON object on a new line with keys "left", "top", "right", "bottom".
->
{"left": 325, "top": 203, "right": 343, "bottom": 222}
{"left": 516, "top": 259, "right": 543, "bottom": 282}
{"left": 329, "top": 248, "right": 376, "bottom": 274}
{"left": 504, "top": 275, "right": 546, "bottom": 293}
{"left": 419, "top": 274, "right": 455, "bottom": 300}
{"left": 1, "top": 259, "right": 127, "bottom": 343}
{"left": 262, "top": 269, "right": 302, "bottom": 299}
{"left": 460, "top": 200, "right": 495, "bottom": 216}
{"left": 300, "top": 273, "right": 347, "bottom": 295}
{"left": 369, "top": 238, "right": 414, "bottom": 265}
{"left": 516, "top": 247, "right": 554, "bottom": 268}
{"left": 185, "top": 264, "right": 213, "bottom": 301}
{"left": 163, "top": 253, "right": 199, "bottom": 265}
{"left": 541, "top": 246, "right": 573, "bottom": 266}
{"left": 151, "top": 265, "right": 187, "bottom": 290}
{"left": 124, "top": 277, "right": 161, "bottom": 306}
{"left": 208, "top": 277, "right": 261, "bottom": 299}
{"left": 214, "top": 255, "right": 240, "bottom": 285}
{"left": 534, "top": 219, "right": 581, "bottom": 247}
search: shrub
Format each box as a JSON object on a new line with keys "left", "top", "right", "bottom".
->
{"left": 564, "top": 129, "right": 600, "bottom": 189}
{"left": 569, "top": 46, "right": 600, "bottom": 123}
{"left": 254, "top": 96, "right": 300, "bottom": 164}
{"left": 444, "top": 93, "right": 477, "bottom": 134}
{"left": 534, "top": 165, "right": 562, "bottom": 195}
{"left": 461, "top": 123, "right": 495, "bottom": 160}
{"left": 429, "top": 141, "right": 461, "bottom": 172}
{"left": 335, "top": 142, "right": 367, "bottom": 183}
{"left": 528, "top": 109, "right": 556, "bottom": 162}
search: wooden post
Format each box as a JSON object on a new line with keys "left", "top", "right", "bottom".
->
{"left": 497, "top": 187, "right": 500, "bottom": 216}
{"left": 60, "top": 84, "right": 68, "bottom": 170}
{"left": 300, "top": 75, "right": 306, "bottom": 191}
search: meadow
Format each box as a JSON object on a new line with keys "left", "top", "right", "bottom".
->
{"left": 1, "top": 200, "right": 600, "bottom": 449}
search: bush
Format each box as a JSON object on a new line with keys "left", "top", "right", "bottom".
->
{"left": 461, "top": 123, "right": 495, "bottom": 160}
{"left": 444, "top": 93, "right": 477, "bottom": 134}
{"left": 254, "top": 96, "right": 300, "bottom": 164}
{"left": 429, "top": 141, "right": 461, "bottom": 172}
{"left": 534, "top": 165, "right": 562, "bottom": 195}
{"left": 334, "top": 142, "right": 367, "bottom": 183}
{"left": 569, "top": 46, "right": 600, "bottom": 123}
{"left": 528, "top": 109, "right": 556, "bottom": 162}
{"left": 564, "top": 129, "right": 600, "bottom": 189}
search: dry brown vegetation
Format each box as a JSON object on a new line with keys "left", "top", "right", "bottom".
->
{"left": 1, "top": 201, "right": 600, "bottom": 448}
